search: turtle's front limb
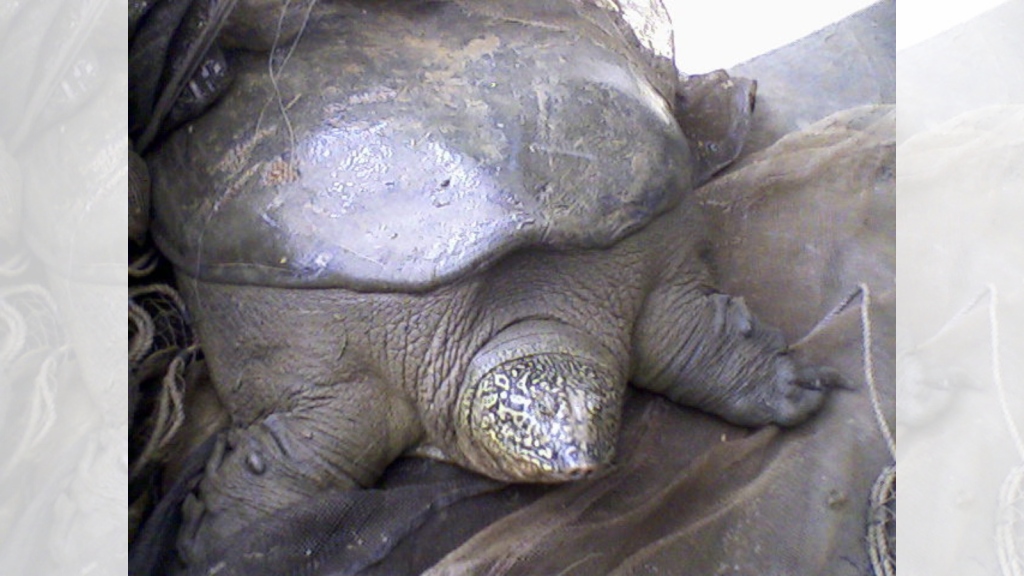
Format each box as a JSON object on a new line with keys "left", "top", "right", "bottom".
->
{"left": 631, "top": 280, "right": 842, "bottom": 427}
{"left": 176, "top": 376, "right": 421, "bottom": 565}
{"left": 172, "top": 280, "right": 426, "bottom": 564}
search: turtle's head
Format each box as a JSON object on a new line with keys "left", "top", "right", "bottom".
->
{"left": 455, "top": 321, "right": 625, "bottom": 482}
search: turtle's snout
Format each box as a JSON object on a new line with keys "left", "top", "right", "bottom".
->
{"left": 552, "top": 442, "right": 605, "bottom": 481}
{"left": 455, "top": 320, "right": 625, "bottom": 483}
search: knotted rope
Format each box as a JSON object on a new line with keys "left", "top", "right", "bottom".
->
{"left": 855, "top": 283, "right": 895, "bottom": 576}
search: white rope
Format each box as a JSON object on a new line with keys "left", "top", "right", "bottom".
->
{"left": 788, "top": 286, "right": 863, "bottom": 351}
{"left": 854, "top": 282, "right": 896, "bottom": 576}
{"left": 857, "top": 283, "right": 895, "bottom": 460}
{"left": 784, "top": 284, "right": 894, "bottom": 458}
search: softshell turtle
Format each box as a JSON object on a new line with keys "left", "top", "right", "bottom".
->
{"left": 146, "top": 0, "right": 840, "bottom": 562}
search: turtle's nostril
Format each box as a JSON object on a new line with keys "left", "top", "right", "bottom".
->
{"left": 556, "top": 445, "right": 604, "bottom": 480}
{"left": 565, "top": 466, "right": 596, "bottom": 481}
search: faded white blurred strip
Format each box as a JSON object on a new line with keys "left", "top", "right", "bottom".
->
{"left": 0, "top": 0, "right": 127, "bottom": 574}
{"left": 665, "top": 0, "right": 877, "bottom": 73}
{"left": 898, "top": 0, "right": 1010, "bottom": 50}
{"left": 897, "top": 1, "right": 1024, "bottom": 571}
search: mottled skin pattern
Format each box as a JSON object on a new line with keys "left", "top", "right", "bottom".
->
{"left": 458, "top": 354, "right": 620, "bottom": 480}
{"left": 174, "top": 193, "right": 840, "bottom": 563}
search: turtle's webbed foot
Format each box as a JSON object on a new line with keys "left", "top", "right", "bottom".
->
{"left": 176, "top": 425, "right": 278, "bottom": 565}
{"left": 173, "top": 378, "right": 419, "bottom": 566}
{"left": 176, "top": 434, "right": 229, "bottom": 565}
{"left": 634, "top": 289, "right": 842, "bottom": 428}
{"left": 757, "top": 359, "right": 844, "bottom": 427}
{"left": 176, "top": 414, "right": 359, "bottom": 565}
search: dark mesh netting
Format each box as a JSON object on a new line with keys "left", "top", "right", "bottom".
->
{"left": 129, "top": 1, "right": 896, "bottom": 575}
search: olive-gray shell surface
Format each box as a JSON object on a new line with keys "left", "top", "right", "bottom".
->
{"left": 149, "top": 0, "right": 691, "bottom": 290}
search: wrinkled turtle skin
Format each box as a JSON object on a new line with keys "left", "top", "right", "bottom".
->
{"left": 146, "top": 0, "right": 840, "bottom": 564}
